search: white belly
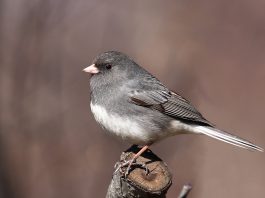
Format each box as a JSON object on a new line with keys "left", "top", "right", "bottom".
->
{"left": 90, "top": 103, "right": 152, "bottom": 144}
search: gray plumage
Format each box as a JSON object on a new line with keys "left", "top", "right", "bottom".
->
{"left": 86, "top": 51, "right": 263, "bottom": 152}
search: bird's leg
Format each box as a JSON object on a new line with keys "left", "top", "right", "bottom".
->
{"left": 125, "top": 145, "right": 150, "bottom": 177}
{"left": 114, "top": 159, "right": 149, "bottom": 175}
{"left": 114, "top": 145, "right": 151, "bottom": 177}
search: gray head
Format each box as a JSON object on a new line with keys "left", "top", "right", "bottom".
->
{"left": 83, "top": 51, "right": 146, "bottom": 90}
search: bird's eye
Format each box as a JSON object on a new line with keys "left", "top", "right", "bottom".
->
{"left": 105, "top": 64, "right": 112, "bottom": 70}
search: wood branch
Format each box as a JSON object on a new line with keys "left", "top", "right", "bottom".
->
{"left": 106, "top": 145, "right": 172, "bottom": 198}
{"left": 178, "top": 184, "right": 192, "bottom": 198}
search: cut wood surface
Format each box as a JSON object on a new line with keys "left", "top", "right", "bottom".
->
{"left": 106, "top": 145, "right": 192, "bottom": 198}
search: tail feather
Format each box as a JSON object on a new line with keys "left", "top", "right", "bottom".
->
{"left": 194, "top": 126, "right": 264, "bottom": 152}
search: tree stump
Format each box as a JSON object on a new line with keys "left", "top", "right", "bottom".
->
{"left": 106, "top": 145, "right": 172, "bottom": 198}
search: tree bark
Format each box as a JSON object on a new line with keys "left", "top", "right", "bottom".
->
{"left": 106, "top": 145, "right": 172, "bottom": 198}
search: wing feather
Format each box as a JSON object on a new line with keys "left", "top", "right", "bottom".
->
{"left": 129, "top": 89, "right": 212, "bottom": 126}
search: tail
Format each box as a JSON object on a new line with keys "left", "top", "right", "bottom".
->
{"left": 194, "top": 126, "right": 264, "bottom": 152}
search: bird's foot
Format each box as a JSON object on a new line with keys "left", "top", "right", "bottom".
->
{"left": 114, "top": 158, "right": 149, "bottom": 178}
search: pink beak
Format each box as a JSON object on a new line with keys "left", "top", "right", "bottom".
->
{"left": 83, "top": 64, "right": 99, "bottom": 74}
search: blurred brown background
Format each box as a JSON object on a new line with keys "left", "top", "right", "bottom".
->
{"left": 0, "top": 0, "right": 265, "bottom": 197}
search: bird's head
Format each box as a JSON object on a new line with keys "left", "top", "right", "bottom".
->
{"left": 83, "top": 51, "right": 144, "bottom": 89}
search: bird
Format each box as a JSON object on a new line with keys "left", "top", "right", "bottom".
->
{"left": 83, "top": 51, "right": 263, "bottom": 174}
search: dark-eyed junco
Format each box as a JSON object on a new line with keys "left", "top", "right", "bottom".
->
{"left": 83, "top": 51, "right": 263, "bottom": 173}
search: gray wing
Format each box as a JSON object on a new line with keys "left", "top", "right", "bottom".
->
{"left": 129, "top": 89, "right": 212, "bottom": 126}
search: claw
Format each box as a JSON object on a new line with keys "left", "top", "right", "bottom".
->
{"left": 141, "top": 163, "right": 150, "bottom": 175}
{"left": 114, "top": 158, "right": 150, "bottom": 178}
{"left": 114, "top": 160, "right": 131, "bottom": 175}
{"left": 114, "top": 145, "right": 151, "bottom": 178}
